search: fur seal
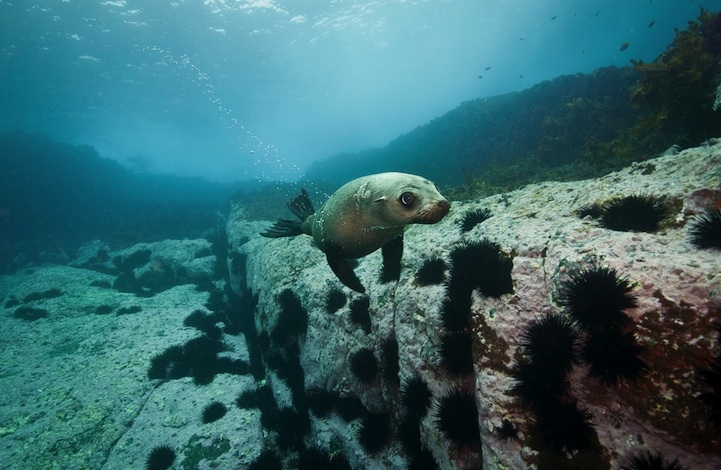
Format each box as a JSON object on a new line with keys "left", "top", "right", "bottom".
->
{"left": 261, "top": 172, "right": 451, "bottom": 293}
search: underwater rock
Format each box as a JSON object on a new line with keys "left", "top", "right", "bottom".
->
{"left": 70, "top": 239, "right": 112, "bottom": 270}
{"left": 231, "top": 139, "right": 721, "bottom": 469}
{"left": 0, "top": 265, "right": 264, "bottom": 468}
{"left": 109, "top": 239, "right": 217, "bottom": 295}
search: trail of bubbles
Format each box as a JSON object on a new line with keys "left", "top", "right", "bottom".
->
{"left": 139, "top": 45, "right": 304, "bottom": 186}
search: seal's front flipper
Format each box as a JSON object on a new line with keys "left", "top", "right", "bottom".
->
{"left": 325, "top": 243, "right": 366, "bottom": 293}
{"left": 381, "top": 234, "right": 403, "bottom": 283}
{"left": 260, "top": 219, "right": 303, "bottom": 238}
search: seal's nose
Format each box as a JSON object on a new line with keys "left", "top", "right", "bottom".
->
{"left": 416, "top": 199, "right": 451, "bottom": 224}
{"left": 438, "top": 199, "right": 451, "bottom": 216}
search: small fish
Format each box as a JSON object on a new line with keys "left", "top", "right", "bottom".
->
{"left": 551, "top": 16, "right": 557, "bottom": 20}
{"left": 648, "top": 21, "right": 655, "bottom": 28}
{"left": 478, "top": 75, "right": 483, "bottom": 79}
{"left": 485, "top": 66, "right": 491, "bottom": 71}
{"left": 619, "top": 41, "right": 630, "bottom": 52}
{"left": 595, "top": 11, "right": 600, "bottom": 17}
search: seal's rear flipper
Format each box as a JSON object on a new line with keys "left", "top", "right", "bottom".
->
{"left": 380, "top": 235, "right": 403, "bottom": 283}
{"left": 260, "top": 219, "right": 303, "bottom": 238}
{"left": 260, "top": 189, "right": 316, "bottom": 238}
{"left": 325, "top": 243, "right": 366, "bottom": 293}
{"left": 288, "top": 189, "right": 316, "bottom": 222}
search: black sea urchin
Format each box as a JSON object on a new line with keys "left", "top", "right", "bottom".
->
{"left": 13, "top": 306, "right": 49, "bottom": 321}
{"left": 349, "top": 296, "right": 372, "bottom": 334}
{"left": 439, "top": 332, "right": 475, "bottom": 376}
{"left": 599, "top": 194, "right": 667, "bottom": 232}
{"left": 276, "top": 407, "right": 310, "bottom": 451}
{"left": 183, "top": 334, "right": 228, "bottom": 385}
{"left": 580, "top": 330, "right": 646, "bottom": 385}
{"left": 407, "top": 446, "right": 440, "bottom": 470}
{"left": 619, "top": 450, "right": 687, "bottom": 470}
{"left": 23, "top": 288, "right": 63, "bottom": 302}
{"left": 415, "top": 258, "right": 447, "bottom": 286}
{"left": 460, "top": 208, "right": 492, "bottom": 232}
{"left": 306, "top": 388, "right": 337, "bottom": 418}
{"left": 440, "top": 287, "right": 473, "bottom": 332}
{"left": 510, "top": 358, "right": 570, "bottom": 408}
{"left": 689, "top": 208, "right": 721, "bottom": 249}
{"left": 358, "top": 413, "right": 392, "bottom": 455}
{"left": 350, "top": 347, "right": 378, "bottom": 383}
{"left": 557, "top": 265, "right": 636, "bottom": 332}
{"left": 325, "top": 287, "right": 347, "bottom": 314}
{"left": 272, "top": 289, "right": 308, "bottom": 342}
{"left": 534, "top": 400, "right": 594, "bottom": 452}
{"left": 401, "top": 375, "right": 433, "bottom": 419}
{"left": 298, "top": 446, "right": 351, "bottom": 470}
{"left": 520, "top": 314, "right": 579, "bottom": 374}
{"left": 248, "top": 449, "right": 282, "bottom": 470}
{"left": 434, "top": 390, "right": 481, "bottom": 450}
{"left": 399, "top": 414, "right": 423, "bottom": 456}
{"left": 236, "top": 389, "right": 258, "bottom": 409}
{"left": 381, "top": 335, "right": 400, "bottom": 385}
{"left": 146, "top": 445, "right": 176, "bottom": 470}
{"left": 184, "top": 309, "right": 220, "bottom": 335}
{"left": 298, "top": 447, "right": 330, "bottom": 470}
{"left": 202, "top": 401, "right": 227, "bottom": 423}
{"left": 335, "top": 395, "right": 368, "bottom": 422}
{"left": 448, "top": 240, "right": 513, "bottom": 298}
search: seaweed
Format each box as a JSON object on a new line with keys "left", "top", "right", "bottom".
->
{"left": 628, "top": 9, "right": 721, "bottom": 149}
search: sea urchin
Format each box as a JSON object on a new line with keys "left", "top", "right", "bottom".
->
{"left": 556, "top": 265, "right": 637, "bottom": 332}
{"left": 324, "top": 287, "right": 347, "bottom": 314}
{"left": 580, "top": 330, "right": 646, "bottom": 385}
{"left": 358, "top": 413, "right": 391, "bottom": 455}
{"left": 146, "top": 445, "right": 176, "bottom": 470}
{"left": 460, "top": 208, "right": 492, "bottom": 232}
{"left": 619, "top": 450, "right": 687, "bottom": 470}
{"left": 349, "top": 347, "right": 378, "bottom": 383}
{"left": 439, "top": 332, "right": 474, "bottom": 377}
{"left": 401, "top": 375, "right": 433, "bottom": 419}
{"left": 689, "top": 208, "right": 721, "bottom": 249}
{"left": 599, "top": 194, "right": 667, "bottom": 232}
{"left": 434, "top": 389, "right": 481, "bottom": 450}
{"left": 520, "top": 313, "right": 579, "bottom": 374}
{"left": 202, "top": 401, "right": 228, "bottom": 423}
{"left": 415, "top": 258, "right": 447, "bottom": 286}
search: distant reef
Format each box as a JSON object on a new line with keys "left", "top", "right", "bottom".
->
{"left": 306, "top": 66, "right": 642, "bottom": 186}
{"left": 0, "top": 131, "right": 243, "bottom": 274}
{"left": 305, "top": 9, "right": 721, "bottom": 194}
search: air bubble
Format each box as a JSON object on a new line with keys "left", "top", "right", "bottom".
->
{"left": 139, "top": 45, "right": 304, "bottom": 184}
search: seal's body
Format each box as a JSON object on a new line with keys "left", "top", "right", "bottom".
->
{"left": 261, "top": 172, "right": 450, "bottom": 292}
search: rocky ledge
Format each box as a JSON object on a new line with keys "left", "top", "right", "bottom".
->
{"left": 229, "top": 140, "right": 721, "bottom": 469}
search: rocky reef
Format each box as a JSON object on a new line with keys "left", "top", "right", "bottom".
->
{"left": 0, "top": 140, "right": 719, "bottom": 469}
{"left": 229, "top": 140, "right": 721, "bottom": 469}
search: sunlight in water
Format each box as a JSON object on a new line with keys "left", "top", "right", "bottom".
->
{"left": 141, "top": 45, "right": 303, "bottom": 184}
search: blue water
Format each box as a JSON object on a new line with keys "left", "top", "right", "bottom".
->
{"left": 1, "top": 3, "right": 721, "bottom": 469}
{"left": 0, "top": 0, "right": 712, "bottom": 181}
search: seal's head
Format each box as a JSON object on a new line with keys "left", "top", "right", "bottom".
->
{"left": 371, "top": 172, "right": 451, "bottom": 225}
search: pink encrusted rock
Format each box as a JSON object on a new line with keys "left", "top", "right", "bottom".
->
{"left": 686, "top": 188, "right": 721, "bottom": 215}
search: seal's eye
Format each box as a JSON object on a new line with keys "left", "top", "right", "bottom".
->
{"left": 400, "top": 192, "right": 415, "bottom": 206}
